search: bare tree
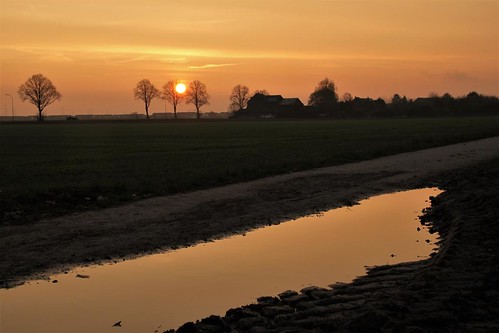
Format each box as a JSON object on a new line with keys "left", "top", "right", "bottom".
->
{"left": 162, "top": 80, "right": 185, "bottom": 119}
{"left": 186, "top": 80, "right": 210, "bottom": 119}
{"left": 228, "top": 84, "right": 250, "bottom": 111}
{"left": 134, "top": 79, "right": 160, "bottom": 119}
{"left": 18, "top": 74, "right": 61, "bottom": 121}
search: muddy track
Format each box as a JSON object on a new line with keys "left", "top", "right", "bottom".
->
{"left": 170, "top": 161, "right": 499, "bottom": 332}
{"left": 1, "top": 137, "right": 499, "bottom": 289}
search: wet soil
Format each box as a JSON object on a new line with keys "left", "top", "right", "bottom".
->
{"left": 1, "top": 137, "right": 499, "bottom": 290}
{"left": 170, "top": 157, "right": 499, "bottom": 332}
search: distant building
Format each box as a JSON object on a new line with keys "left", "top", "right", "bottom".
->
{"left": 279, "top": 98, "right": 304, "bottom": 108}
{"left": 247, "top": 94, "right": 304, "bottom": 111}
{"left": 237, "top": 93, "right": 304, "bottom": 118}
{"left": 413, "top": 97, "right": 435, "bottom": 107}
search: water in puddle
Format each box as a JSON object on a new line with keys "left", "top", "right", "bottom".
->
{"left": 0, "top": 188, "right": 440, "bottom": 333}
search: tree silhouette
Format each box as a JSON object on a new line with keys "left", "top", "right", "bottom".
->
{"left": 134, "top": 79, "right": 160, "bottom": 119}
{"left": 252, "top": 89, "right": 269, "bottom": 96}
{"left": 186, "top": 80, "right": 210, "bottom": 119}
{"left": 18, "top": 74, "right": 61, "bottom": 121}
{"left": 308, "top": 78, "right": 338, "bottom": 107}
{"left": 342, "top": 92, "right": 353, "bottom": 102}
{"left": 162, "top": 80, "right": 185, "bottom": 119}
{"left": 391, "top": 93, "right": 407, "bottom": 104}
{"left": 228, "top": 84, "right": 250, "bottom": 111}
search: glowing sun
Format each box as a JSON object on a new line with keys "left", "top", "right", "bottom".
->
{"left": 175, "top": 83, "right": 186, "bottom": 94}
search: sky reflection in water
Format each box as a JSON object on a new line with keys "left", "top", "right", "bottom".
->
{"left": 0, "top": 188, "right": 441, "bottom": 333}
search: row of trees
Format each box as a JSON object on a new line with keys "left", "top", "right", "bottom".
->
{"left": 306, "top": 79, "right": 498, "bottom": 118}
{"left": 14, "top": 74, "right": 212, "bottom": 121}
{"left": 312, "top": 79, "right": 499, "bottom": 118}
{"left": 15, "top": 74, "right": 499, "bottom": 121}
{"left": 383, "top": 91, "right": 499, "bottom": 118}
{"left": 134, "top": 79, "right": 209, "bottom": 119}
{"left": 231, "top": 77, "right": 499, "bottom": 118}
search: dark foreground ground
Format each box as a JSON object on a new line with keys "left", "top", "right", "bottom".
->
{"left": 2, "top": 138, "right": 499, "bottom": 289}
{"left": 1, "top": 139, "right": 498, "bottom": 333}
{"left": 169, "top": 159, "right": 499, "bottom": 333}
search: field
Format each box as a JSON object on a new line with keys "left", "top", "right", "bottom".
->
{"left": 1, "top": 117, "right": 499, "bottom": 224}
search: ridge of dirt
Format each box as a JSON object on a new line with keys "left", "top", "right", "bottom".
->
{"left": 1, "top": 136, "right": 499, "bottom": 288}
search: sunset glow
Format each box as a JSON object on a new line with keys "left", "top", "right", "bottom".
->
{"left": 0, "top": 0, "right": 497, "bottom": 116}
{"left": 175, "top": 83, "right": 186, "bottom": 94}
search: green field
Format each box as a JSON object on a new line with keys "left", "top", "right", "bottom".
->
{"left": 1, "top": 117, "right": 499, "bottom": 224}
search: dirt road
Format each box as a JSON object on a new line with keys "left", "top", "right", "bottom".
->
{"left": 1, "top": 136, "right": 499, "bottom": 288}
{"left": 171, "top": 146, "right": 499, "bottom": 332}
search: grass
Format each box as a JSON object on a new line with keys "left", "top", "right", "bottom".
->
{"left": 1, "top": 117, "right": 499, "bottom": 224}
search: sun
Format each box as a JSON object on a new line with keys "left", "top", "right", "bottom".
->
{"left": 175, "top": 83, "right": 186, "bottom": 94}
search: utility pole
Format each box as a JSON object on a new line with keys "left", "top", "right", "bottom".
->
{"left": 5, "top": 94, "right": 14, "bottom": 122}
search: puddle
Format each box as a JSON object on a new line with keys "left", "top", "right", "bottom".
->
{"left": 0, "top": 188, "right": 441, "bottom": 333}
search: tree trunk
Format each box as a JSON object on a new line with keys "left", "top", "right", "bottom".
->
{"left": 196, "top": 106, "right": 200, "bottom": 119}
{"left": 174, "top": 105, "right": 177, "bottom": 119}
{"left": 37, "top": 108, "right": 43, "bottom": 122}
{"left": 145, "top": 103, "right": 150, "bottom": 119}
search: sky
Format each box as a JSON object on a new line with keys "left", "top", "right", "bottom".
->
{"left": 0, "top": 0, "right": 498, "bottom": 116}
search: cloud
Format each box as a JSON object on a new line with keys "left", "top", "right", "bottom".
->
{"left": 421, "top": 70, "right": 478, "bottom": 82}
{"left": 188, "top": 63, "right": 240, "bottom": 69}
{"left": 443, "top": 71, "right": 477, "bottom": 82}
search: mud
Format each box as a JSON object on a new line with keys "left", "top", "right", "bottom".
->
{"left": 170, "top": 159, "right": 499, "bottom": 332}
{"left": 1, "top": 136, "right": 499, "bottom": 291}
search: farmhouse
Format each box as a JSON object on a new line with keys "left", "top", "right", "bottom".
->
{"left": 231, "top": 93, "right": 304, "bottom": 119}
{"left": 246, "top": 94, "right": 304, "bottom": 112}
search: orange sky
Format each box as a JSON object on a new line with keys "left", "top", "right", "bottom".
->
{"left": 1, "top": 0, "right": 498, "bottom": 116}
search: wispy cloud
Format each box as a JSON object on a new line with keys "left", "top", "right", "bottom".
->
{"left": 5, "top": 43, "right": 386, "bottom": 63}
{"left": 443, "top": 71, "right": 477, "bottom": 82}
{"left": 187, "top": 63, "right": 240, "bottom": 69}
{"left": 422, "top": 70, "right": 478, "bottom": 82}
